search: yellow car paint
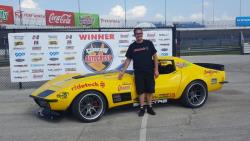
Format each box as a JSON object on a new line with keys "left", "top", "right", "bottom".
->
{"left": 30, "top": 56, "right": 226, "bottom": 111}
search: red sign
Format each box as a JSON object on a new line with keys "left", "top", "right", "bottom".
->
{"left": 0, "top": 5, "right": 14, "bottom": 24}
{"left": 45, "top": 10, "right": 74, "bottom": 26}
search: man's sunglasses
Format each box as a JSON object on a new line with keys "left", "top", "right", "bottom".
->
{"left": 135, "top": 32, "right": 143, "bottom": 35}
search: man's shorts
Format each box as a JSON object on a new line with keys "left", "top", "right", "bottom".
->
{"left": 134, "top": 72, "right": 155, "bottom": 95}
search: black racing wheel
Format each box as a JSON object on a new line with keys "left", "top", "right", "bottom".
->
{"left": 181, "top": 80, "right": 208, "bottom": 108}
{"left": 72, "top": 91, "right": 106, "bottom": 122}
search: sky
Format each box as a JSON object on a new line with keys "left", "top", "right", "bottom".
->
{"left": 0, "top": 0, "right": 249, "bottom": 22}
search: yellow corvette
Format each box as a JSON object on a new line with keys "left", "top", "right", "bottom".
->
{"left": 30, "top": 56, "right": 227, "bottom": 122}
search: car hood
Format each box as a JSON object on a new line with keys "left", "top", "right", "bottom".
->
{"left": 31, "top": 70, "right": 133, "bottom": 98}
{"left": 30, "top": 73, "right": 81, "bottom": 98}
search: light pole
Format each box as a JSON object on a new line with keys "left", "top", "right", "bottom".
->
{"left": 18, "top": 0, "right": 23, "bottom": 25}
{"left": 212, "top": 0, "right": 214, "bottom": 24}
{"left": 240, "top": 0, "right": 242, "bottom": 16}
{"left": 164, "top": 0, "right": 166, "bottom": 26}
{"left": 78, "top": 0, "right": 81, "bottom": 26}
{"left": 124, "top": 0, "right": 127, "bottom": 27}
{"left": 202, "top": 0, "right": 204, "bottom": 25}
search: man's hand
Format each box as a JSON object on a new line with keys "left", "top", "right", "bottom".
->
{"left": 118, "top": 58, "right": 131, "bottom": 80}
{"left": 118, "top": 71, "right": 125, "bottom": 80}
{"left": 154, "top": 70, "right": 159, "bottom": 79}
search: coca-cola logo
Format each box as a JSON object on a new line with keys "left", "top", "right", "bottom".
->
{"left": 49, "top": 13, "right": 72, "bottom": 24}
{"left": 46, "top": 10, "right": 74, "bottom": 26}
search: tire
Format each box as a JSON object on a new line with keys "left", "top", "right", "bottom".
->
{"left": 72, "top": 91, "right": 106, "bottom": 122}
{"left": 181, "top": 80, "right": 208, "bottom": 108}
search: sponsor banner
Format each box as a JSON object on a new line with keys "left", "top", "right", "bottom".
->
{"left": 99, "top": 16, "right": 123, "bottom": 27}
{"left": 8, "top": 29, "right": 172, "bottom": 82}
{"left": 45, "top": 10, "right": 74, "bottom": 26}
{"left": 74, "top": 13, "right": 99, "bottom": 28}
{"left": 14, "top": 10, "right": 45, "bottom": 26}
{"left": 0, "top": 5, "right": 14, "bottom": 24}
{"left": 236, "top": 16, "right": 250, "bottom": 27}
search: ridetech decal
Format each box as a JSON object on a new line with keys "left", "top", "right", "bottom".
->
{"left": 71, "top": 81, "right": 105, "bottom": 91}
{"left": 83, "top": 41, "right": 113, "bottom": 72}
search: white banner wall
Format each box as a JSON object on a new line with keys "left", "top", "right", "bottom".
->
{"left": 8, "top": 29, "right": 172, "bottom": 82}
{"left": 14, "top": 10, "right": 46, "bottom": 26}
{"left": 99, "top": 16, "right": 124, "bottom": 27}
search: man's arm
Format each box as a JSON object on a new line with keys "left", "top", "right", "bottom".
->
{"left": 121, "top": 58, "right": 131, "bottom": 73}
{"left": 153, "top": 54, "right": 159, "bottom": 78}
{"left": 118, "top": 58, "right": 131, "bottom": 80}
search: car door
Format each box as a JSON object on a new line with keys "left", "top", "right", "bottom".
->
{"left": 154, "top": 60, "right": 182, "bottom": 99}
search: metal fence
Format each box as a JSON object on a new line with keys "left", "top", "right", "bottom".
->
{"left": 1, "top": 26, "right": 249, "bottom": 90}
{"left": 177, "top": 28, "right": 250, "bottom": 56}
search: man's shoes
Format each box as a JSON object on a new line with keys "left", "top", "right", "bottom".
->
{"left": 147, "top": 106, "right": 156, "bottom": 115}
{"left": 138, "top": 107, "right": 145, "bottom": 117}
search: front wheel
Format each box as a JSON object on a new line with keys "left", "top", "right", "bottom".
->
{"left": 72, "top": 91, "right": 106, "bottom": 122}
{"left": 181, "top": 81, "right": 208, "bottom": 108}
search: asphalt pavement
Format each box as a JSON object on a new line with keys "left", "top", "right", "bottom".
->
{"left": 0, "top": 55, "right": 250, "bottom": 141}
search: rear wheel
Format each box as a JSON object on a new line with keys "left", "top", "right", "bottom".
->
{"left": 72, "top": 91, "right": 106, "bottom": 122}
{"left": 181, "top": 81, "right": 208, "bottom": 108}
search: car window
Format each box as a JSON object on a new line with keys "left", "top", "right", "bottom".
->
{"left": 158, "top": 60, "right": 175, "bottom": 74}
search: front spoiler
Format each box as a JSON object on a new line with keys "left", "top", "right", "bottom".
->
{"left": 37, "top": 108, "right": 61, "bottom": 120}
{"left": 30, "top": 95, "right": 62, "bottom": 120}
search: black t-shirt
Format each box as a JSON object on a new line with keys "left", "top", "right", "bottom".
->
{"left": 125, "top": 40, "right": 157, "bottom": 74}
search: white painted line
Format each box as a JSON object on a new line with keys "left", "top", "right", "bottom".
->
{"left": 140, "top": 113, "right": 148, "bottom": 141}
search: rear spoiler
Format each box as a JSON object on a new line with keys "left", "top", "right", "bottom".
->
{"left": 219, "top": 81, "right": 229, "bottom": 84}
{"left": 194, "top": 63, "right": 225, "bottom": 71}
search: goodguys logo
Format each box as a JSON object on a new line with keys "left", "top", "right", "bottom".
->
{"left": 80, "top": 15, "right": 93, "bottom": 26}
{"left": 83, "top": 41, "right": 113, "bottom": 72}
